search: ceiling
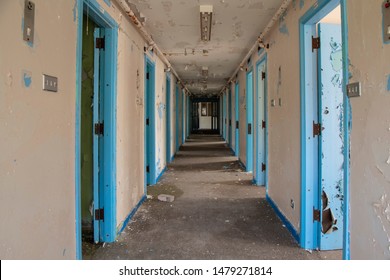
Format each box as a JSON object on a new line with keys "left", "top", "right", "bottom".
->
{"left": 127, "top": 0, "right": 285, "bottom": 96}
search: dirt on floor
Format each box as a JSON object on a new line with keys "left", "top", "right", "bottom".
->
{"left": 83, "top": 134, "right": 341, "bottom": 260}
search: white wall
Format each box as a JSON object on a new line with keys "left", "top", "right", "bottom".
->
{"left": 347, "top": 0, "right": 390, "bottom": 259}
{"left": 0, "top": 0, "right": 77, "bottom": 259}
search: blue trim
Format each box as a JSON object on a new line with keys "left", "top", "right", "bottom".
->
{"left": 156, "top": 167, "right": 167, "bottom": 183}
{"left": 117, "top": 195, "right": 147, "bottom": 234}
{"left": 182, "top": 90, "right": 185, "bottom": 144}
{"left": 235, "top": 82, "right": 240, "bottom": 157}
{"left": 246, "top": 68, "right": 254, "bottom": 172}
{"left": 299, "top": 0, "right": 350, "bottom": 256}
{"left": 170, "top": 155, "right": 175, "bottom": 162}
{"left": 340, "top": 1, "right": 351, "bottom": 260}
{"left": 175, "top": 85, "right": 180, "bottom": 152}
{"left": 166, "top": 74, "right": 171, "bottom": 163}
{"left": 267, "top": 194, "right": 300, "bottom": 244}
{"left": 228, "top": 89, "right": 232, "bottom": 147}
{"left": 144, "top": 55, "right": 157, "bottom": 186}
{"left": 103, "top": 0, "right": 111, "bottom": 7}
{"left": 75, "top": 0, "right": 118, "bottom": 256}
{"left": 255, "top": 54, "right": 268, "bottom": 188}
{"left": 75, "top": 0, "right": 83, "bottom": 260}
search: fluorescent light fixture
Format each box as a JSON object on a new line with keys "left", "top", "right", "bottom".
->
{"left": 200, "top": 5, "right": 213, "bottom": 41}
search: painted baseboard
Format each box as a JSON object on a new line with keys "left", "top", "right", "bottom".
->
{"left": 266, "top": 194, "right": 300, "bottom": 244}
{"left": 117, "top": 195, "right": 147, "bottom": 235}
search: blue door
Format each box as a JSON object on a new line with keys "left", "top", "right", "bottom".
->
{"left": 222, "top": 94, "right": 226, "bottom": 139}
{"left": 255, "top": 61, "right": 266, "bottom": 185}
{"left": 228, "top": 89, "right": 232, "bottom": 147}
{"left": 166, "top": 76, "right": 171, "bottom": 163}
{"left": 235, "top": 82, "right": 240, "bottom": 156}
{"left": 145, "top": 58, "right": 156, "bottom": 185}
{"left": 92, "top": 27, "right": 109, "bottom": 243}
{"left": 175, "top": 85, "right": 179, "bottom": 151}
{"left": 317, "top": 23, "right": 344, "bottom": 250}
{"left": 246, "top": 70, "right": 254, "bottom": 172}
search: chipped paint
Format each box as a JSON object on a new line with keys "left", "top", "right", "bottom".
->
{"left": 23, "top": 72, "right": 32, "bottom": 88}
{"left": 387, "top": 74, "right": 390, "bottom": 92}
{"left": 373, "top": 194, "right": 390, "bottom": 243}
{"left": 279, "top": 11, "right": 289, "bottom": 35}
{"left": 299, "top": 0, "right": 305, "bottom": 9}
{"left": 6, "top": 72, "right": 13, "bottom": 87}
{"left": 73, "top": 0, "right": 77, "bottom": 22}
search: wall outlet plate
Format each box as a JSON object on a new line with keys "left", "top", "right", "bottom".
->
{"left": 346, "top": 82, "right": 361, "bottom": 98}
{"left": 23, "top": 1, "right": 35, "bottom": 43}
{"left": 271, "top": 99, "right": 276, "bottom": 107}
{"left": 43, "top": 74, "right": 58, "bottom": 92}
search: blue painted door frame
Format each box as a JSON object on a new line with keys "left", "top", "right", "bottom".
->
{"left": 246, "top": 69, "right": 254, "bottom": 173}
{"left": 75, "top": 0, "right": 118, "bottom": 259}
{"left": 166, "top": 75, "right": 171, "bottom": 163}
{"left": 222, "top": 94, "right": 226, "bottom": 140}
{"left": 299, "top": 0, "right": 350, "bottom": 259}
{"left": 255, "top": 56, "right": 268, "bottom": 187}
{"left": 235, "top": 82, "right": 240, "bottom": 157}
{"left": 182, "top": 90, "right": 186, "bottom": 144}
{"left": 175, "top": 85, "right": 179, "bottom": 152}
{"left": 228, "top": 89, "right": 232, "bottom": 147}
{"left": 145, "top": 56, "right": 156, "bottom": 186}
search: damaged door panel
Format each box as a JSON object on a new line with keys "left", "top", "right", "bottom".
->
{"left": 317, "top": 23, "right": 344, "bottom": 250}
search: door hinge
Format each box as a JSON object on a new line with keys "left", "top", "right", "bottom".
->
{"left": 236, "top": 121, "right": 239, "bottom": 129}
{"left": 313, "top": 121, "right": 322, "bottom": 138}
{"left": 229, "top": 119, "right": 232, "bottom": 126}
{"left": 262, "top": 72, "right": 266, "bottom": 80}
{"left": 95, "top": 208, "right": 104, "bottom": 221}
{"left": 248, "top": 123, "right": 252, "bottom": 135}
{"left": 312, "top": 36, "right": 320, "bottom": 51}
{"left": 146, "top": 165, "right": 150, "bottom": 173}
{"left": 96, "top": 37, "right": 105, "bottom": 49}
{"left": 262, "top": 120, "right": 266, "bottom": 129}
{"left": 146, "top": 118, "right": 150, "bottom": 126}
{"left": 313, "top": 208, "right": 320, "bottom": 222}
{"left": 262, "top": 163, "right": 266, "bottom": 172}
{"left": 146, "top": 72, "right": 150, "bottom": 80}
{"left": 94, "top": 122, "right": 104, "bottom": 135}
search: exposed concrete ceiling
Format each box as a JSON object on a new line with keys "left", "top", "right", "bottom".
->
{"left": 128, "top": 0, "right": 285, "bottom": 96}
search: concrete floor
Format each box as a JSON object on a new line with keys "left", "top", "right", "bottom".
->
{"left": 83, "top": 134, "right": 341, "bottom": 260}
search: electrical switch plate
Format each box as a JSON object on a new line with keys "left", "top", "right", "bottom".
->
{"left": 383, "top": 0, "right": 390, "bottom": 44}
{"left": 23, "top": 1, "right": 35, "bottom": 43}
{"left": 271, "top": 99, "right": 276, "bottom": 107}
{"left": 346, "top": 82, "right": 361, "bottom": 98}
{"left": 43, "top": 74, "right": 58, "bottom": 92}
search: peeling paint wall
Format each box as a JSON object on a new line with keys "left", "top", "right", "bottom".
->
{"left": 347, "top": 0, "right": 390, "bottom": 259}
{"left": 0, "top": 0, "right": 77, "bottom": 259}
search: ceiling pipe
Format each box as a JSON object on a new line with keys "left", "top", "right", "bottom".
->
{"left": 220, "top": 0, "right": 294, "bottom": 95}
{"left": 116, "top": 0, "right": 191, "bottom": 94}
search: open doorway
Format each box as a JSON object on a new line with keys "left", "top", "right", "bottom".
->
{"left": 76, "top": 0, "right": 118, "bottom": 259}
{"left": 300, "top": 0, "right": 350, "bottom": 258}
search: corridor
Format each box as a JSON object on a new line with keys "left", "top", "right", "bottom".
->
{"left": 83, "top": 135, "right": 340, "bottom": 260}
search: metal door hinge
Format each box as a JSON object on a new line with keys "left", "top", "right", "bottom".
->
{"left": 146, "top": 72, "right": 150, "bottom": 80}
{"left": 146, "top": 118, "right": 150, "bottom": 126}
{"left": 146, "top": 165, "right": 150, "bottom": 173}
{"left": 236, "top": 121, "right": 239, "bottom": 129}
{"left": 313, "top": 121, "right": 322, "bottom": 138}
{"left": 95, "top": 208, "right": 104, "bottom": 221}
{"left": 312, "top": 36, "right": 320, "bottom": 51}
{"left": 262, "top": 72, "right": 266, "bottom": 80}
{"left": 248, "top": 123, "right": 252, "bottom": 135}
{"left": 262, "top": 120, "right": 266, "bottom": 129}
{"left": 94, "top": 123, "right": 104, "bottom": 135}
{"left": 96, "top": 38, "right": 105, "bottom": 49}
{"left": 262, "top": 163, "right": 266, "bottom": 172}
{"left": 313, "top": 208, "right": 320, "bottom": 222}
{"left": 229, "top": 119, "right": 232, "bottom": 126}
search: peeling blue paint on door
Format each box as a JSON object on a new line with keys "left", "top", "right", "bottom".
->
{"left": 318, "top": 23, "right": 344, "bottom": 250}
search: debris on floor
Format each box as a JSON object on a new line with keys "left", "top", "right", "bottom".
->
{"left": 158, "top": 194, "right": 175, "bottom": 202}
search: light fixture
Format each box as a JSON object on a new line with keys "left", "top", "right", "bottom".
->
{"left": 164, "top": 67, "right": 171, "bottom": 72}
{"left": 239, "top": 65, "right": 244, "bottom": 71}
{"left": 200, "top": 5, "right": 213, "bottom": 42}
